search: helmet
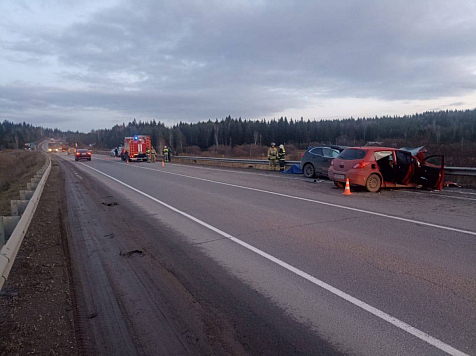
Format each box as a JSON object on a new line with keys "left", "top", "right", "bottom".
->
{"left": 164, "top": 145, "right": 167, "bottom": 148}
{"left": 271, "top": 142, "right": 276, "bottom": 146}
{"left": 279, "top": 144, "right": 284, "bottom": 149}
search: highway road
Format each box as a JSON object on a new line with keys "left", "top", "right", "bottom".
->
{"left": 54, "top": 152, "right": 476, "bottom": 355}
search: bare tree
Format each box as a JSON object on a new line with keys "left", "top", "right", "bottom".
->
{"left": 253, "top": 131, "right": 259, "bottom": 145}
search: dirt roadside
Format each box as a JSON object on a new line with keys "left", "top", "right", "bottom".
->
{"left": 0, "top": 150, "right": 46, "bottom": 216}
{"left": 0, "top": 160, "right": 77, "bottom": 355}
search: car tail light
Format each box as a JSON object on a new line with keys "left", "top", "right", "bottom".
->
{"left": 87, "top": 152, "right": 91, "bottom": 155}
{"left": 352, "top": 161, "right": 370, "bottom": 169}
{"left": 76, "top": 152, "right": 80, "bottom": 155}
{"left": 301, "top": 153, "right": 304, "bottom": 157}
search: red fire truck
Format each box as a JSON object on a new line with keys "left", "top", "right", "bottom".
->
{"left": 121, "top": 135, "right": 151, "bottom": 162}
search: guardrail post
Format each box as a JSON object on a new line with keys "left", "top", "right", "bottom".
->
{"left": 19, "top": 190, "right": 34, "bottom": 200}
{"left": 27, "top": 182, "right": 38, "bottom": 190}
{"left": 0, "top": 216, "right": 21, "bottom": 245}
{"left": 11, "top": 200, "right": 29, "bottom": 216}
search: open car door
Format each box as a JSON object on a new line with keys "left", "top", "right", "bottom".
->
{"left": 418, "top": 155, "right": 445, "bottom": 190}
{"left": 394, "top": 150, "right": 415, "bottom": 185}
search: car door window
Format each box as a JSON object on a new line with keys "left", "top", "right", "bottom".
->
{"left": 310, "top": 148, "right": 323, "bottom": 156}
{"left": 323, "top": 148, "right": 339, "bottom": 158}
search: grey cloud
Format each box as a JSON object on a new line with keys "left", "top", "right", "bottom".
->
{"left": 2, "top": 0, "right": 476, "bottom": 130}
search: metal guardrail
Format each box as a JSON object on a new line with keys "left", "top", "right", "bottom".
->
{"left": 0, "top": 152, "right": 51, "bottom": 290}
{"left": 444, "top": 167, "right": 476, "bottom": 177}
{"left": 95, "top": 151, "right": 476, "bottom": 177}
{"left": 173, "top": 155, "right": 300, "bottom": 166}
{"left": 173, "top": 156, "right": 476, "bottom": 177}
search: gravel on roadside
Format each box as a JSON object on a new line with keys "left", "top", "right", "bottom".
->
{"left": 0, "top": 160, "right": 77, "bottom": 355}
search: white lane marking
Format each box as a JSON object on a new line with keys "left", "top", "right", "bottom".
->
{"left": 98, "top": 157, "right": 476, "bottom": 237}
{"left": 80, "top": 163, "right": 468, "bottom": 356}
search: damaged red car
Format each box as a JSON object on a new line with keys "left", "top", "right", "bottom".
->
{"left": 328, "top": 146, "right": 444, "bottom": 192}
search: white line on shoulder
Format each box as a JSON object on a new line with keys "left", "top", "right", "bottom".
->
{"left": 80, "top": 163, "right": 468, "bottom": 356}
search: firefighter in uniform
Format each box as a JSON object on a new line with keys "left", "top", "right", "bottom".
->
{"left": 268, "top": 142, "right": 278, "bottom": 171}
{"left": 163, "top": 146, "right": 169, "bottom": 162}
{"left": 278, "top": 144, "right": 286, "bottom": 172}
{"left": 146, "top": 148, "right": 151, "bottom": 163}
{"left": 151, "top": 147, "right": 157, "bottom": 163}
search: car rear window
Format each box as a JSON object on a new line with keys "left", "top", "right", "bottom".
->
{"left": 337, "top": 149, "right": 366, "bottom": 160}
{"left": 78, "top": 149, "right": 87, "bottom": 152}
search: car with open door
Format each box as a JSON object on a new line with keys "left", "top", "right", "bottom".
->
{"left": 300, "top": 145, "right": 346, "bottom": 178}
{"left": 328, "top": 147, "right": 444, "bottom": 192}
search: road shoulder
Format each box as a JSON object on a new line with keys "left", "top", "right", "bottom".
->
{"left": 0, "top": 158, "right": 77, "bottom": 355}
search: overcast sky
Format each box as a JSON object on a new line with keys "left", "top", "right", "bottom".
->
{"left": 1, "top": 0, "right": 476, "bottom": 132}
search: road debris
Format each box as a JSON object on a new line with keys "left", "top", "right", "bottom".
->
{"left": 119, "top": 250, "right": 144, "bottom": 257}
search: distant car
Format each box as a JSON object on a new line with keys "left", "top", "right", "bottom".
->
{"left": 300, "top": 145, "right": 346, "bottom": 178}
{"left": 75, "top": 149, "right": 92, "bottom": 161}
{"left": 67, "top": 148, "right": 76, "bottom": 155}
{"left": 328, "top": 147, "right": 444, "bottom": 192}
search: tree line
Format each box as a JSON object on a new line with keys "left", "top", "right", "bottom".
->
{"left": 1, "top": 108, "right": 475, "bottom": 151}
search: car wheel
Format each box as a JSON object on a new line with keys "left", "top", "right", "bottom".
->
{"left": 75, "top": 159, "right": 78, "bottom": 161}
{"left": 303, "top": 163, "right": 315, "bottom": 178}
{"left": 366, "top": 174, "right": 381, "bottom": 192}
{"left": 334, "top": 181, "right": 344, "bottom": 188}
{"left": 88, "top": 158, "right": 91, "bottom": 161}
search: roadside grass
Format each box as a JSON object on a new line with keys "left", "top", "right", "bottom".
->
{"left": 0, "top": 150, "right": 46, "bottom": 216}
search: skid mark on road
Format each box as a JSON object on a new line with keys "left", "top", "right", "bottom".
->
{"left": 95, "top": 157, "right": 476, "bottom": 237}
{"left": 80, "top": 163, "right": 468, "bottom": 356}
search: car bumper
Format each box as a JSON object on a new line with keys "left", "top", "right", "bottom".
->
{"left": 328, "top": 168, "right": 368, "bottom": 186}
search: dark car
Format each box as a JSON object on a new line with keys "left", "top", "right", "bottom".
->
{"left": 300, "top": 145, "right": 346, "bottom": 178}
{"left": 75, "top": 149, "right": 92, "bottom": 161}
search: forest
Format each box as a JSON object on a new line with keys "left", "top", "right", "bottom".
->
{"left": 1, "top": 109, "right": 475, "bottom": 154}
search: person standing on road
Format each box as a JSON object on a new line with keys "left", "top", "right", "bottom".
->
{"left": 146, "top": 148, "right": 151, "bottom": 163}
{"left": 268, "top": 142, "right": 278, "bottom": 171}
{"left": 278, "top": 144, "right": 286, "bottom": 172}
{"left": 163, "top": 146, "right": 169, "bottom": 162}
{"left": 114, "top": 147, "right": 118, "bottom": 157}
{"left": 167, "top": 147, "right": 172, "bottom": 162}
{"left": 151, "top": 147, "right": 157, "bottom": 163}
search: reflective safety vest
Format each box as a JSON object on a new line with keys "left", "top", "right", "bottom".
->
{"left": 278, "top": 148, "right": 286, "bottom": 160}
{"left": 268, "top": 147, "right": 278, "bottom": 159}
{"left": 163, "top": 148, "right": 169, "bottom": 154}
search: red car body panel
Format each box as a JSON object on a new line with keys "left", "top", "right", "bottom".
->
{"left": 328, "top": 147, "right": 444, "bottom": 191}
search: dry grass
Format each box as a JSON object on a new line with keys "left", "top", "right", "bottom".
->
{"left": 0, "top": 150, "right": 46, "bottom": 216}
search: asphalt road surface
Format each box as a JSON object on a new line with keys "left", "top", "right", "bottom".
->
{"left": 54, "top": 152, "right": 476, "bottom": 356}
